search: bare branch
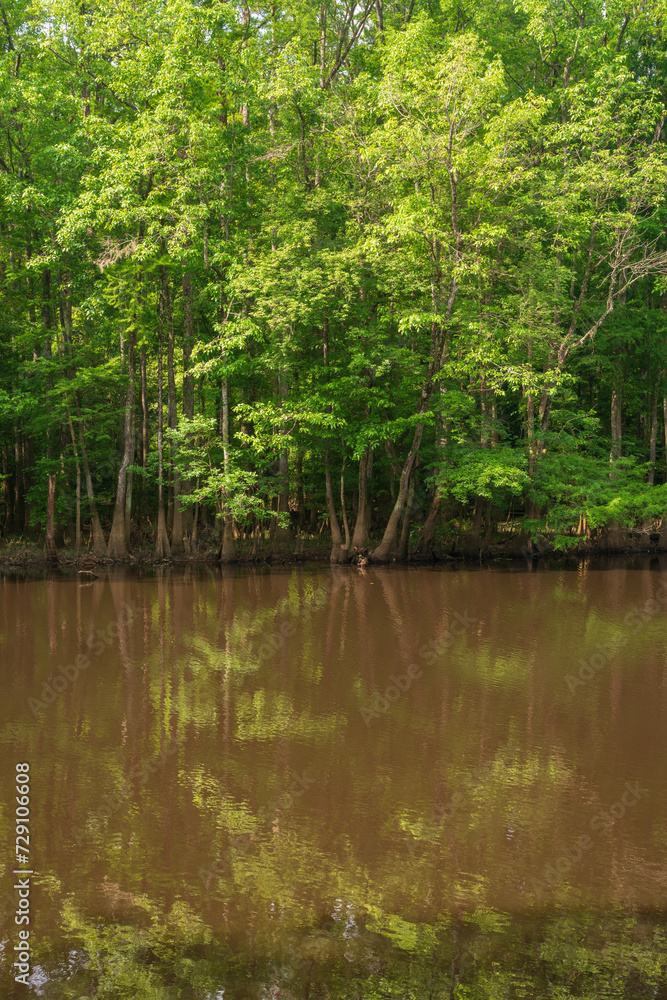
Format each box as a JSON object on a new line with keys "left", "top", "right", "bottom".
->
{"left": 324, "top": 1, "right": 375, "bottom": 89}
{"left": 0, "top": 3, "right": 14, "bottom": 51}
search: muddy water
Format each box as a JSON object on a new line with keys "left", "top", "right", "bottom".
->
{"left": 0, "top": 563, "right": 666, "bottom": 997}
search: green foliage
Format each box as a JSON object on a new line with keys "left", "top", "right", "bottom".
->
{"left": 442, "top": 445, "right": 530, "bottom": 505}
{"left": 2, "top": 0, "right": 667, "bottom": 555}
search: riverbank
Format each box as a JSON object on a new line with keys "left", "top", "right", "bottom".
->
{"left": 1, "top": 520, "right": 666, "bottom": 571}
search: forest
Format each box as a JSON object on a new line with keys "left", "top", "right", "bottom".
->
{"left": 2, "top": 0, "right": 667, "bottom": 564}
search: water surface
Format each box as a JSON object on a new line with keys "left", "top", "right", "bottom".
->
{"left": 1, "top": 562, "right": 666, "bottom": 997}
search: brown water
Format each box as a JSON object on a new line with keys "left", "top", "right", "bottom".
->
{"left": 1, "top": 562, "right": 666, "bottom": 998}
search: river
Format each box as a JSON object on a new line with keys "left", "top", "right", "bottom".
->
{"left": 0, "top": 561, "right": 666, "bottom": 997}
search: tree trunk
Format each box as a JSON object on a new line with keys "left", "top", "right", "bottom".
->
{"left": 124, "top": 468, "right": 133, "bottom": 543}
{"left": 480, "top": 379, "right": 491, "bottom": 449}
{"left": 351, "top": 445, "right": 370, "bottom": 550}
{"left": 1, "top": 446, "right": 12, "bottom": 534}
{"left": 272, "top": 372, "right": 291, "bottom": 551}
{"left": 163, "top": 269, "right": 183, "bottom": 553}
{"left": 370, "top": 287, "right": 448, "bottom": 564}
{"left": 606, "top": 362, "right": 625, "bottom": 550}
{"left": 181, "top": 272, "right": 195, "bottom": 536}
{"left": 242, "top": 3, "right": 250, "bottom": 126}
{"left": 371, "top": 423, "right": 424, "bottom": 562}
{"left": 156, "top": 289, "right": 171, "bottom": 558}
{"left": 481, "top": 499, "right": 494, "bottom": 555}
{"left": 74, "top": 464, "right": 81, "bottom": 554}
{"left": 45, "top": 472, "right": 57, "bottom": 561}
{"left": 321, "top": 315, "right": 346, "bottom": 562}
{"left": 418, "top": 483, "right": 442, "bottom": 556}
{"left": 375, "top": 0, "right": 383, "bottom": 37}
{"left": 220, "top": 514, "right": 235, "bottom": 562}
{"left": 466, "top": 390, "right": 495, "bottom": 552}
{"left": 526, "top": 389, "right": 536, "bottom": 476}
{"left": 42, "top": 268, "right": 59, "bottom": 559}
{"left": 23, "top": 435, "right": 35, "bottom": 535}
{"left": 276, "top": 375, "right": 292, "bottom": 545}
{"left": 13, "top": 427, "right": 23, "bottom": 532}
{"left": 220, "top": 369, "right": 236, "bottom": 563}
{"left": 191, "top": 502, "right": 199, "bottom": 551}
{"left": 297, "top": 452, "right": 307, "bottom": 528}
{"left": 341, "top": 462, "right": 351, "bottom": 554}
{"left": 649, "top": 386, "right": 658, "bottom": 485}
{"left": 75, "top": 401, "right": 107, "bottom": 555}
{"left": 63, "top": 410, "right": 83, "bottom": 555}
{"left": 276, "top": 448, "right": 291, "bottom": 532}
{"left": 325, "top": 449, "right": 346, "bottom": 563}
{"left": 397, "top": 471, "right": 414, "bottom": 561}
{"left": 610, "top": 372, "right": 622, "bottom": 465}
{"left": 167, "top": 468, "right": 173, "bottom": 535}
{"left": 365, "top": 447, "right": 373, "bottom": 536}
{"left": 64, "top": 270, "right": 105, "bottom": 555}
{"left": 108, "top": 328, "right": 136, "bottom": 559}
{"left": 418, "top": 381, "right": 449, "bottom": 555}
{"left": 57, "top": 271, "right": 81, "bottom": 553}
{"left": 140, "top": 341, "right": 148, "bottom": 508}
{"left": 464, "top": 498, "right": 484, "bottom": 557}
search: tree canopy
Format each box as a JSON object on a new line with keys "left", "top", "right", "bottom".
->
{"left": 3, "top": 0, "right": 667, "bottom": 562}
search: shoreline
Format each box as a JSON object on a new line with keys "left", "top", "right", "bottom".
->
{"left": 2, "top": 531, "right": 667, "bottom": 573}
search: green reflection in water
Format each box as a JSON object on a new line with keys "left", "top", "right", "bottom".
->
{"left": 0, "top": 565, "right": 666, "bottom": 996}
{"left": 12, "top": 902, "right": 667, "bottom": 998}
